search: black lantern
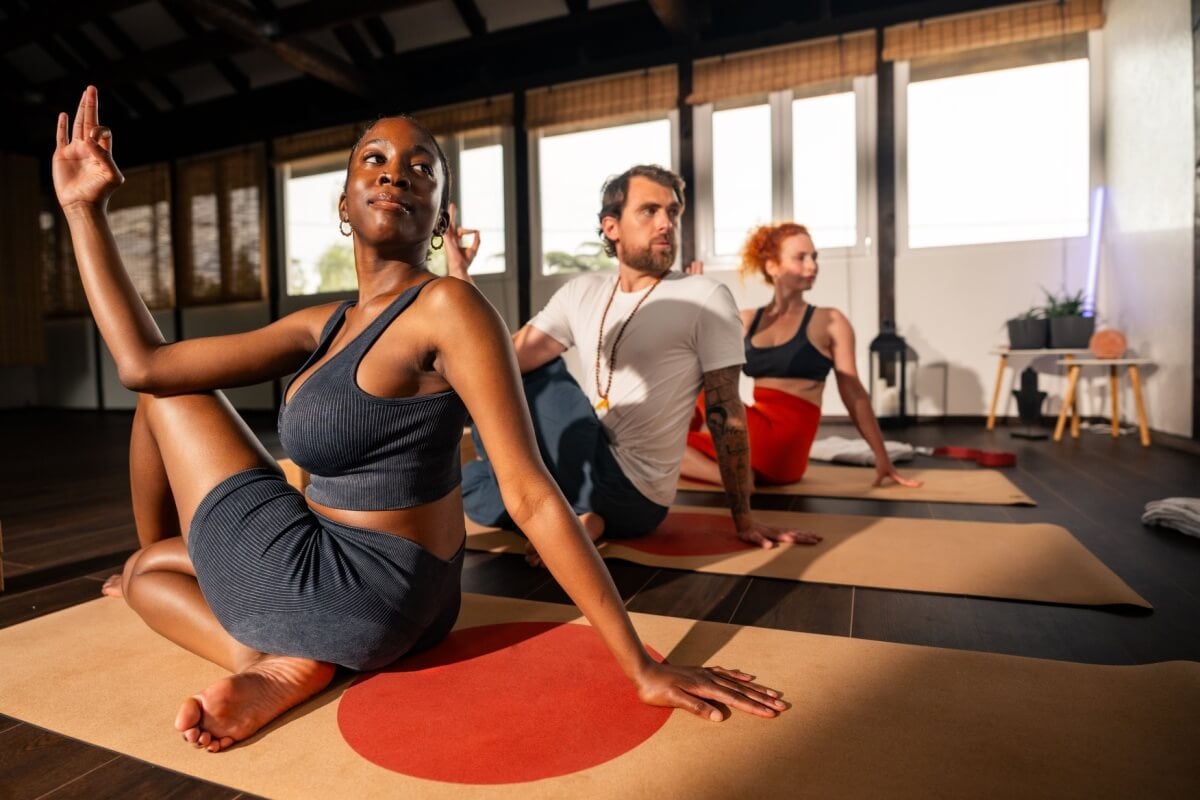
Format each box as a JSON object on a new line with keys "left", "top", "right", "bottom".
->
{"left": 868, "top": 319, "right": 918, "bottom": 429}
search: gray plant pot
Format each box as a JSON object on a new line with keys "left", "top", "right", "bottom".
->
{"left": 1048, "top": 316, "right": 1095, "bottom": 349}
{"left": 1007, "top": 318, "right": 1048, "bottom": 349}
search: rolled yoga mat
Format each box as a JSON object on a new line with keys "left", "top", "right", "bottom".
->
{"left": 0, "top": 595, "right": 1193, "bottom": 798}
{"left": 679, "top": 462, "right": 1036, "bottom": 506}
{"left": 466, "top": 506, "right": 1149, "bottom": 608}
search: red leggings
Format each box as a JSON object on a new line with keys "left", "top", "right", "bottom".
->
{"left": 687, "top": 387, "right": 821, "bottom": 485}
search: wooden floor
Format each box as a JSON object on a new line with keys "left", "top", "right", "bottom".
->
{"left": 2, "top": 408, "right": 1199, "bottom": 798}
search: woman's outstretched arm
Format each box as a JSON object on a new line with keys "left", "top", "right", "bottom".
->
{"left": 425, "top": 277, "right": 788, "bottom": 722}
{"left": 53, "top": 87, "right": 324, "bottom": 394}
{"left": 827, "top": 309, "right": 923, "bottom": 488}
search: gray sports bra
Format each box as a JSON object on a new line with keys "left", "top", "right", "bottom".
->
{"left": 278, "top": 280, "right": 467, "bottom": 510}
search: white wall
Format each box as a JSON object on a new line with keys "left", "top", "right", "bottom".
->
{"left": 1101, "top": 0, "right": 1194, "bottom": 437}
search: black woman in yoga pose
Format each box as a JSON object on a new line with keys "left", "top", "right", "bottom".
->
{"left": 54, "top": 86, "right": 788, "bottom": 752}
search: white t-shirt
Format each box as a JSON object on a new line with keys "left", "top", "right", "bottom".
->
{"left": 529, "top": 271, "right": 744, "bottom": 506}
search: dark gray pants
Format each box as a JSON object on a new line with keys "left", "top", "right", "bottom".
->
{"left": 461, "top": 358, "right": 668, "bottom": 538}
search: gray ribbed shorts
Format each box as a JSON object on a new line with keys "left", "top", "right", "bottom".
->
{"left": 187, "top": 467, "right": 463, "bottom": 671}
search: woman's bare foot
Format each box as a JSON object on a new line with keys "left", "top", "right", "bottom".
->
{"left": 525, "top": 512, "right": 606, "bottom": 568}
{"left": 101, "top": 574, "right": 124, "bottom": 598}
{"left": 174, "top": 654, "right": 336, "bottom": 752}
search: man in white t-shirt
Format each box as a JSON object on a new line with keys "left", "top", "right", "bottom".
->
{"left": 459, "top": 165, "right": 819, "bottom": 563}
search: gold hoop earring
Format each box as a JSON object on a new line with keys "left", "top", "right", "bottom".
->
{"left": 430, "top": 234, "right": 444, "bottom": 251}
{"left": 339, "top": 219, "right": 352, "bottom": 237}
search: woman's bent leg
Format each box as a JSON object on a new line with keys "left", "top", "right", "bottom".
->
{"left": 133, "top": 391, "right": 278, "bottom": 536}
{"left": 117, "top": 391, "right": 336, "bottom": 752}
{"left": 129, "top": 398, "right": 182, "bottom": 547}
{"left": 119, "top": 537, "right": 257, "bottom": 670}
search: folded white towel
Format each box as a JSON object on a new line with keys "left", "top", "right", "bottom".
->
{"left": 1141, "top": 497, "right": 1200, "bottom": 539}
{"left": 809, "top": 436, "right": 915, "bottom": 466}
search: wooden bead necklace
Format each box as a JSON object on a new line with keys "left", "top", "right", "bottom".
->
{"left": 593, "top": 274, "right": 663, "bottom": 412}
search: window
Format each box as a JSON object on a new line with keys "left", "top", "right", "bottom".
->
{"left": 41, "top": 166, "right": 175, "bottom": 317}
{"left": 428, "top": 130, "right": 510, "bottom": 278}
{"left": 711, "top": 103, "right": 772, "bottom": 256}
{"left": 40, "top": 201, "right": 86, "bottom": 317}
{"left": 178, "top": 146, "right": 266, "bottom": 304}
{"left": 696, "top": 83, "right": 864, "bottom": 265}
{"left": 793, "top": 91, "right": 857, "bottom": 248}
{"left": 906, "top": 58, "right": 1090, "bottom": 248}
{"left": 537, "top": 117, "right": 673, "bottom": 275}
{"left": 107, "top": 164, "right": 174, "bottom": 310}
{"left": 283, "top": 157, "right": 352, "bottom": 295}
{"left": 455, "top": 140, "right": 507, "bottom": 275}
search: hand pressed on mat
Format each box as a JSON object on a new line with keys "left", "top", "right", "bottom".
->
{"left": 735, "top": 519, "right": 823, "bottom": 549}
{"left": 873, "top": 463, "right": 924, "bottom": 489}
{"left": 635, "top": 662, "right": 788, "bottom": 721}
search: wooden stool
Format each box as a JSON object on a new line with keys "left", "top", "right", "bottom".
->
{"left": 1053, "top": 358, "right": 1153, "bottom": 446}
{"left": 986, "top": 348, "right": 1089, "bottom": 430}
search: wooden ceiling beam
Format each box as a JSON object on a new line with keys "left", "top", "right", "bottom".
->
{"left": 91, "top": 15, "right": 184, "bottom": 109}
{"left": 332, "top": 24, "right": 375, "bottom": 70}
{"left": 162, "top": 0, "right": 370, "bottom": 97}
{"left": 271, "top": 0, "right": 431, "bottom": 38}
{"left": 158, "top": 3, "right": 252, "bottom": 95}
{"left": 451, "top": 0, "right": 488, "bottom": 37}
{"left": 55, "top": 27, "right": 160, "bottom": 117}
{"left": 363, "top": 16, "right": 396, "bottom": 56}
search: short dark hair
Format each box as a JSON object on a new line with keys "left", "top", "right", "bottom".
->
{"left": 596, "top": 165, "right": 686, "bottom": 257}
{"left": 344, "top": 114, "right": 452, "bottom": 234}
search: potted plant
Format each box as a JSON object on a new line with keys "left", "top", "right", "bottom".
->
{"left": 1043, "top": 287, "right": 1094, "bottom": 349}
{"left": 1006, "top": 306, "right": 1048, "bottom": 349}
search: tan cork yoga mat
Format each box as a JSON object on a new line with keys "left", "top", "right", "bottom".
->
{"left": 680, "top": 463, "right": 1036, "bottom": 505}
{"left": 466, "top": 506, "right": 1149, "bottom": 608}
{"left": 0, "top": 595, "right": 1194, "bottom": 798}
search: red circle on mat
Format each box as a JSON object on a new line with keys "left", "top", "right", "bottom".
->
{"left": 621, "top": 512, "right": 757, "bottom": 556}
{"left": 337, "top": 622, "right": 670, "bottom": 784}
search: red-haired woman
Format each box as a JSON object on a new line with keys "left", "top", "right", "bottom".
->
{"left": 682, "top": 224, "right": 921, "bottom": 488}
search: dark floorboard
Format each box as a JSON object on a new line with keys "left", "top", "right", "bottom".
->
{"left": 1, "top": 410, "right": 1198, "bottom": 797}
{"left": 625, "top": 569, "right": 753, "bottom": 624}
{"left": 0, "top": 722, "right": 122, "bottom": 799}
{"left": 731, "top": 579, "right": 853, "bottom": 636}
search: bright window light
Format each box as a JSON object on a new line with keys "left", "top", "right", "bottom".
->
{"left": 907, "top": 58, "right": 1090, "bottom": 248}
{"left": 538, "top": 118, "right": 672, "bottom": 275}
{"left": 284, "top": 165, "right": 350, "bottom": 295}
{"left": 712, "top": 104, "right": 771, "bottom": 256}
{"left": 793, "top": 91, "right": 857, "bottom": 248}
{"left": 457, "top": 143, "right": 506, "bottom": 275}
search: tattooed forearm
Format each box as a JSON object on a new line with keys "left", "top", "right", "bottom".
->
{"left": 702, "top": 366, "right": 753, "bottom": 521}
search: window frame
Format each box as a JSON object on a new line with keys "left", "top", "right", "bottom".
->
{"left": 176, "top": 144, "right": 269, "bottom": 307}
{"left": 528, "top": 109, "right": 681, "bottom": 287}
{"left": 895, "top": 35, "right": 1101, "bottom": 253}
{"left": 279, "top": 149, "right": 357, "bottom": 301}
{"left": 692, "top": 76, "right": 875, "bottom": 270}
{"left": 437, "top": 125, "right": 515, "bottom": 283}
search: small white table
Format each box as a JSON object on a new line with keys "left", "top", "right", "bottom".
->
{"left": 1054, "top": 358, "right": 1153, "bottom": 446}
{"left": 987, "top": 348, "right": 1090, "bottom": 432}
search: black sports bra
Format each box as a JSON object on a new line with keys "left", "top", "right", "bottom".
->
{"left": 742, "top": 304, "right": 835, "bottom": 381}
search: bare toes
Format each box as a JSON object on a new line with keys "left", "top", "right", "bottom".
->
{"left": 100, "top": 574, "right": 124, "bottom": 598}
